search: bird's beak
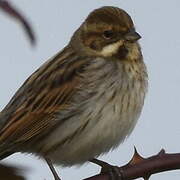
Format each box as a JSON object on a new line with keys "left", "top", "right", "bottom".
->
{"left": 124, "top": 30, "right": 141, "bottom": 42}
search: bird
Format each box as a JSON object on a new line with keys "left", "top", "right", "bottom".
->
{"left": 0, "top": 6, "right": 148, "bottom": 180}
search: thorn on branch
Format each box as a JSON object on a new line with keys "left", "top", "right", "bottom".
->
{"left": 128, "top": 146, "right": 145, "bottom": 165}
{"left": 83, "top": 149, "right": 180, "bottom": 180}
{"left": 158, "top": 149, "right": 166, "bottom": 156}
{"left": 143, "top": 174, "right": 151, "bottom": 180}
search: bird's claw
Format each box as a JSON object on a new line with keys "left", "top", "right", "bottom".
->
{"left": 90, "top": 159, "right": 122, "bottom": 180}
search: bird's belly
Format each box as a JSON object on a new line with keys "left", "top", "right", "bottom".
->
{"left": 42, "top": 87, "right": 144, "bottom": 166}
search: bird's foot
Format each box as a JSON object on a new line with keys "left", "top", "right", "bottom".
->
{"left": 90, "top": 158, "right": 122, "bottom": 180}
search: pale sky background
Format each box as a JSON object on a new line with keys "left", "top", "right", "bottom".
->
{"left": 0, "top": 0, "right": 180, "bottom": 180}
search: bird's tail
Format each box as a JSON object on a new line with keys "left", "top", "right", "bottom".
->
{"left": 0, "top": 151, "right": 14, "bottom": 160}
{"left": 0, "top": 112, "right": 14, "bottom": 160}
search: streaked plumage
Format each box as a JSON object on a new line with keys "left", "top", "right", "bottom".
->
{"left": 0, "top": 6, "right": 148, "bottom": 168}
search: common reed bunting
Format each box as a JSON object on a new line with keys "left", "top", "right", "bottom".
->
{"left": 0, "top": 6, "right": 148, "bottom": 180}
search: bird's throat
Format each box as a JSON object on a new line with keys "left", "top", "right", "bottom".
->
{"left": 99, "top": 40, "right": 130, "bottom": 60}
{"left": 115, "top": 45, "right": 129, "bottom": 59}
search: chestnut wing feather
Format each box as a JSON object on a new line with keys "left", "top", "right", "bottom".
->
{"left": 0, "top": 47, "right": 88, "bottom": 146}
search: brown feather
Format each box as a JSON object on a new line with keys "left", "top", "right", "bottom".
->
{"left": 0, "top": 46, "right": 89, "bottom": 148}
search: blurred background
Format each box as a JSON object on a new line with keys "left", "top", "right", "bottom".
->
{"left": 0, "top": 0, "right": 180, "bottom": 179}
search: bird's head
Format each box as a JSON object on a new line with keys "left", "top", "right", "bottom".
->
{"left": 71, "top": 6, "right": 141, "bottom": 60}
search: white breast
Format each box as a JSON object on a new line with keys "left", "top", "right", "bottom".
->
{"left": 41, "top": 57, "right": 147, "bottom": 166}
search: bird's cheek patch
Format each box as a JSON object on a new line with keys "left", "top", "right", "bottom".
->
{"left": 89, "top": 41, "right": 102, "bottom": 51}
{"left": 83, "top": 35, "right": 103, "bottom": 51}
{"left": 100, "top": 40, "right": 124, "bottom": 57}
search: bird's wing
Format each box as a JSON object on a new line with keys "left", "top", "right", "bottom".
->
{"left": 0, "top": 47, "right": 88, "bottom": 146}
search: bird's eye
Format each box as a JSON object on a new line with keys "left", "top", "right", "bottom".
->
{"left": 103, "top": 30, "right": 114, "bottom": 39}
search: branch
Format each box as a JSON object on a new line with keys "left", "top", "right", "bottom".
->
{"left": 83, "top": 148, "right": 180, "bottom": 180}
{"left": 0, "top": 0, "right": 36, "bottom": 45}
{"left": 0, "top": 163, "right": 26, "bottom": 180}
